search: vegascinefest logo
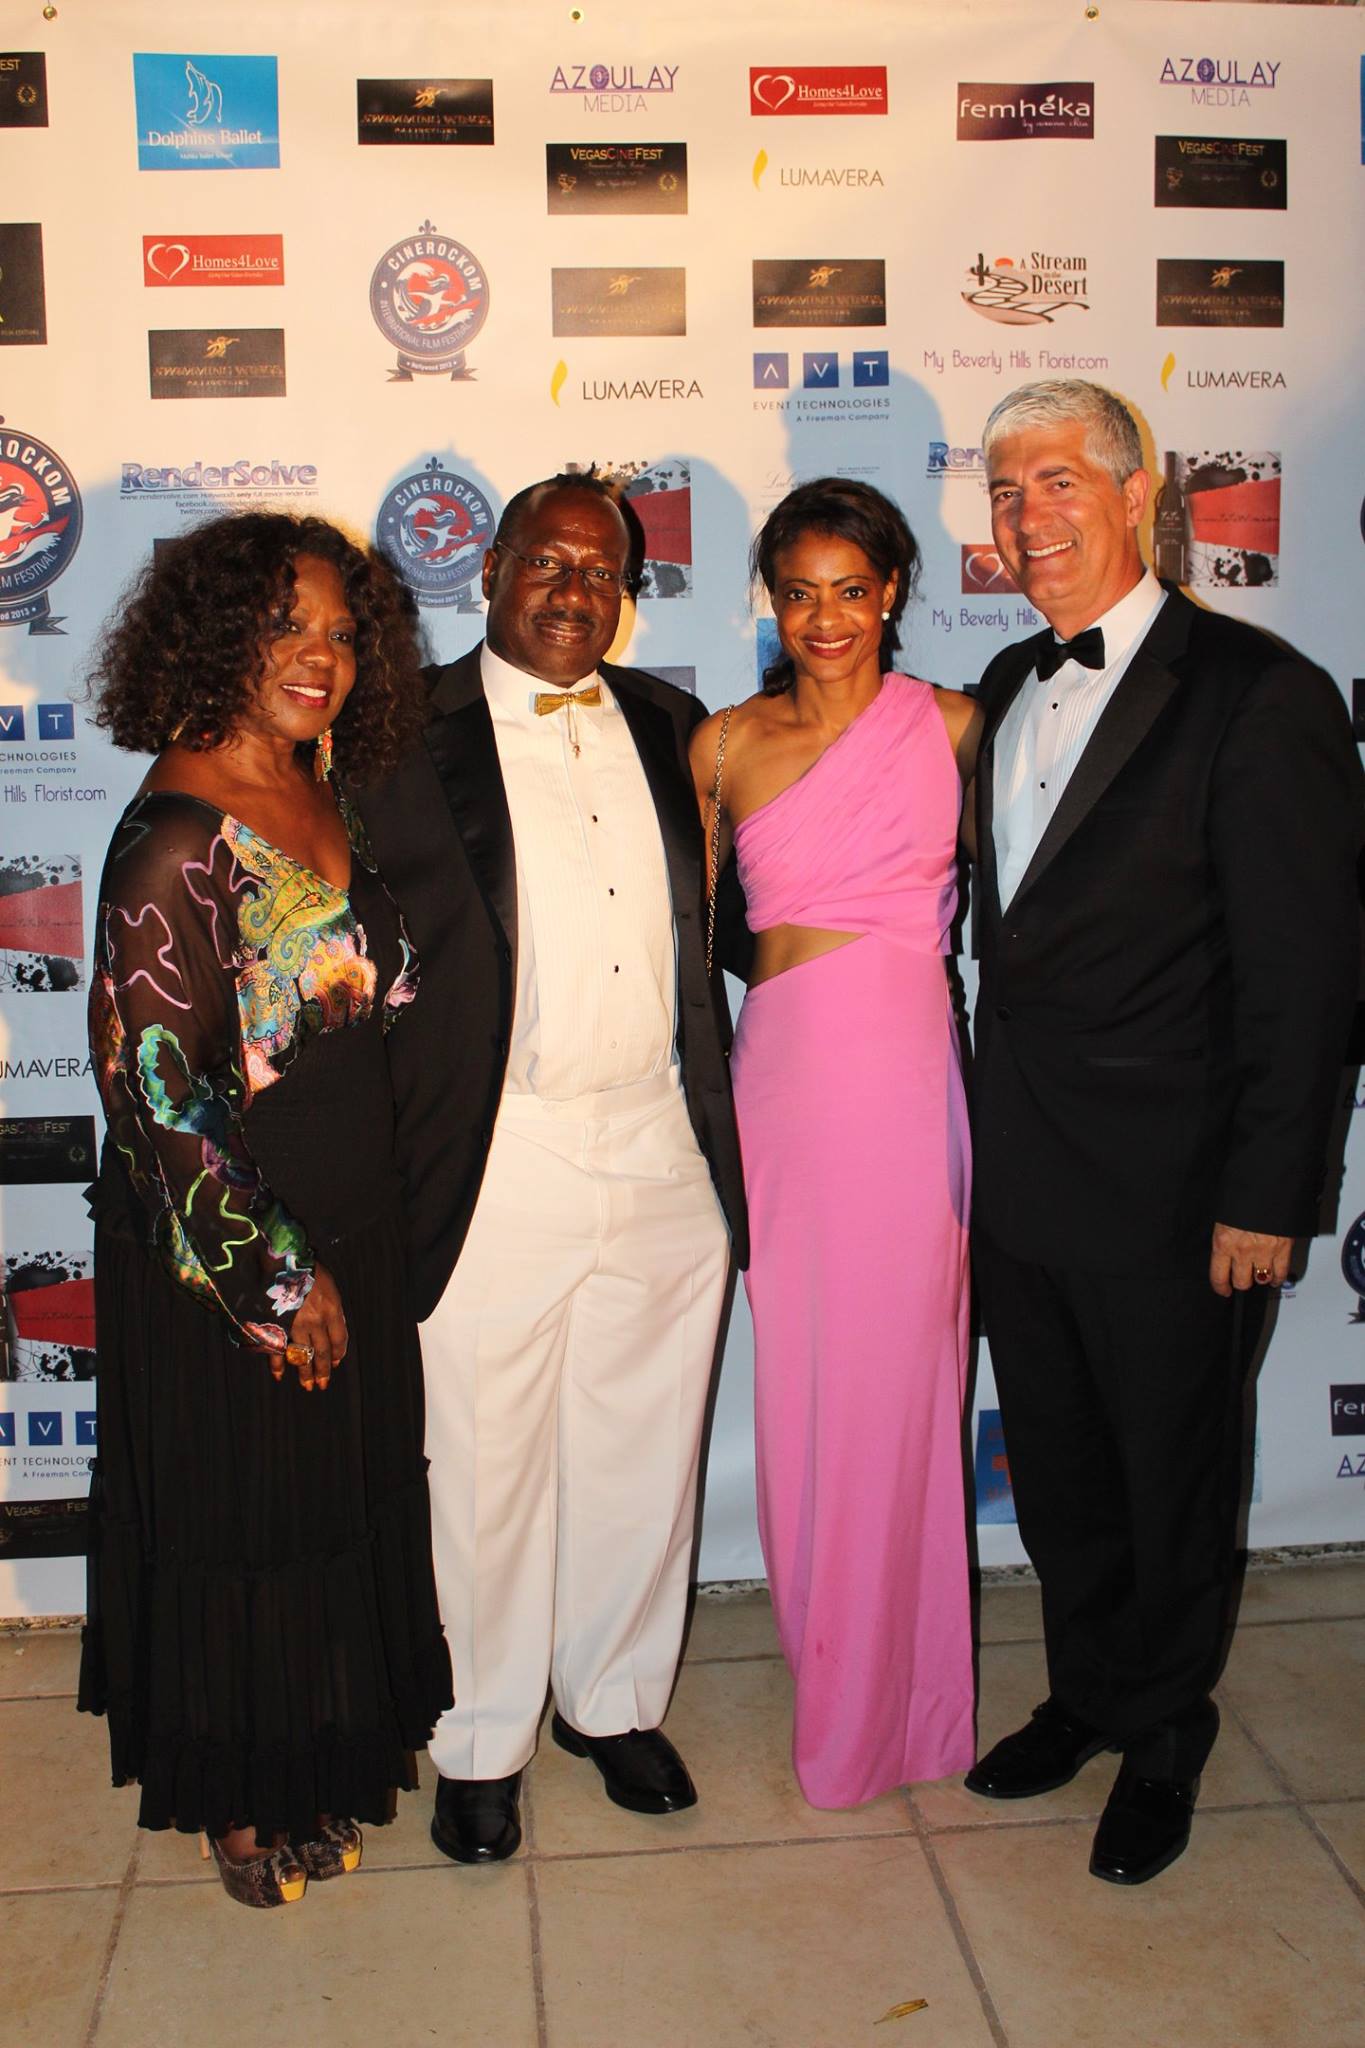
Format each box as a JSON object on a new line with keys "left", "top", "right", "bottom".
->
{"left": 0, "top": 425, "right": 82, "bottom": 635}
{"left": 748, "top": 67, "right": 888, "bottom": 117}
{"left": 375, "top": 459, "right": 495, "bottom": 609}
{"left": 369, "top": 223, "right": 489, "bottom": 380}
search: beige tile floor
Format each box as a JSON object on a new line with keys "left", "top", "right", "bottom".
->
{"left": 4, "top": 1557, "right": 1363, "bottom": 2048}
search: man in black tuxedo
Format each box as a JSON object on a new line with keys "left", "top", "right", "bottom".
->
{"left": 359, "top": 474, "right": 746, "bottom": 1864}
{"left": 967, "top": 380, "right": 1360, "bottom": 1883}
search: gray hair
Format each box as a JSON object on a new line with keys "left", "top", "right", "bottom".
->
{"left": 982, "top": 379, "right": 1143, "bottom": 488}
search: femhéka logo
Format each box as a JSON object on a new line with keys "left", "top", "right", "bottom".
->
{"left": 963, "top": 251, "right": 1089, "bottom": 326}
{"left": 1159, "top": 55, "right": 1279, "bottom": 110}
{"left": 749, "top": 68, "right": 888, "bottom": 117}
{"left": 375, "top": 460, "right": 494, "bottom": 610}
{"left": 0, "top": 427, "right": 81, "bottom": 635}
{"left": 369, "top": 224, "right": 489, "bottom": 380}
{"left": 132, "top": 53, "right": 280, "bottom": 171}
{"left": 142, "top": 234, "right": 284, "bottom": 287}
{"left": 549, "top": 61, "right": 678, "bottom": 115}
{"left": 957, "top": 83, "right": 1094, "bottom": 142}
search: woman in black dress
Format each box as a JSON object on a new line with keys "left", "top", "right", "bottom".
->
{"left": 79, "top": 512, "right": 453, "bottom": 1906}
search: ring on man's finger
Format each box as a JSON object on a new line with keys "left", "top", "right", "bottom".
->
{"left": 1253, "top": 1266, "right": 1271, "bottom": 1284}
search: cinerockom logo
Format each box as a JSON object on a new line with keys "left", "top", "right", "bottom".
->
{"left": 0, "top": 427, "right": 82, "bottom": 635}
{"left": 375, "top": 459, "right": 495, "bottom": 610}
{"left": 369, "top": 223, "right": 489, "bottom": 380}
{"left": 142, "top": 234, "right": 284, "bottom": 287}
{"left": 963, "top": 250, "right": 1089, "bottom": 327}
{"left": 957, "top": 83, "right": 1094, "bottom": 142}
{"left": 749, "top": 67, "right": 888, "bottom": 117}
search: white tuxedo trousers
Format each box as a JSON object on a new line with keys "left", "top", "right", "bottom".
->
{"left": 421, "top": 1069, "right": 732, "bottom": 1780}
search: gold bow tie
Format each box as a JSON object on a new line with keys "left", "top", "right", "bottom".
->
{"left": 533, "top": 684, "right": 601, "bottom": 716}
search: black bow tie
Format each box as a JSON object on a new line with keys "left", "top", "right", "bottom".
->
{"left": 1035, "top": 626, "right": 1106, "bottom": 682}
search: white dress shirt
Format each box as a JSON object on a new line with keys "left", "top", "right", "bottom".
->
{"left": 992, "top": 570, "right": 1166, "bottom": 909}
{"left": 481, "top": 644, "right": 678, "bottom": 1099}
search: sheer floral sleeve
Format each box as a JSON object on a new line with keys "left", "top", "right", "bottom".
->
{"left": 89, "top": 795, "right": 316, "bottom": 1351}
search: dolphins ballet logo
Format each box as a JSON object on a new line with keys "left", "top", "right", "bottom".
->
{"left": 184, "top": 60, "right": 223, "bottom": 126}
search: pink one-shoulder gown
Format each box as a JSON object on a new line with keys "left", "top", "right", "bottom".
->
{"left": 730, "top": 675, "right": 976, "bottom": 1807}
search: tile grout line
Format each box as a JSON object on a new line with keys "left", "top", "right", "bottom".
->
{"left": 906, "top": 1792, "right": 1011, "bottom": 2048}
{"left": 81, "top": 1832, "right": 141, "bottom": 2048}
{"left": 524, "top": 1860, "right": 551, "bottom": 2048}
{"left": 1219, "top": 1689, "right": 1365, "bottom": 1911}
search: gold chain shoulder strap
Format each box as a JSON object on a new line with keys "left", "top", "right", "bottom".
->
{"left": 705, "top": 705, "right": 734, "bottom": 977}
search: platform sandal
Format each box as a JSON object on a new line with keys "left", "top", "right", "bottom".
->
{"left": 206, "top": 1834, "right": 308, "bottom": 1908}
{"left": 292, "top": 1818, "right": 363, "bottom": 1880}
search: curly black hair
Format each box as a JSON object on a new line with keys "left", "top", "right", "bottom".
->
{"left": 89, "top": 512, "right": 426, "bottom": 784}
{"left": 750, "top": 478, "right": 921, "bottom": 696}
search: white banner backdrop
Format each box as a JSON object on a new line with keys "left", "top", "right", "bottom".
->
{"left": 1, "top": 0, "right": 1362, "bottom": 1614}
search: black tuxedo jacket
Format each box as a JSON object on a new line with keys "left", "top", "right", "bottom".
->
{"left": 972, "top": 585, "right": 1361, "bottom": 1269}
{"left": 358, "top": 645, "right": 748, "bottom": 1319}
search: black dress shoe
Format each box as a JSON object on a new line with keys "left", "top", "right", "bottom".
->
{"left": 430, "top": 1771, "right": 523, "bottom": 1864}
{"left": 1089, "top": 1764, "right": 1198, "bottom": 1885}
{"left": 550, "top": 1711, "right": 697, "bottom": 1814}
{"left": 964, "top": 1698, "right": 1118, "bottom": 1800}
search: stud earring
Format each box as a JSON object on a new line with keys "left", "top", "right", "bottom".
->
{"left": 314, "top": 727, "right": 334, "bottom": 781}
{"left": 881, "top": 610, "right": 891, "bottom": 621}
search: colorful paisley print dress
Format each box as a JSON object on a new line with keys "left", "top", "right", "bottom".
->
{"left": 78, "top": 792, "right": 452, "bottom": 1840}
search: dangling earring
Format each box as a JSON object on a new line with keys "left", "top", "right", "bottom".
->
{"left": 314, "top": 727, "right": 334, "bottom": 781}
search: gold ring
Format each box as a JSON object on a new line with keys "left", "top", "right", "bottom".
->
{"left": 1253, "top": 1267, "right": 1271, "bottom": 1284}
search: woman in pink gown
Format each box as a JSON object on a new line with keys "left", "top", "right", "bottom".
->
{"left": 691, "top": 480, "right": 983, "bottom": 1808}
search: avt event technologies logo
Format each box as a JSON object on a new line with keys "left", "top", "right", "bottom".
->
{"left": 550, "top": 361, "right": 702, "bottom": 407}
{"left": 370, "top": 223, "right": 489, "bottom": 380}
{"left": 0, "top": 426, "right": 81, "bottom": 634}
{"left": 547, "top": 143, "right": 687, "bottom": 216}
{"left": 549, "top": 61, "right": 678, "bottom": 114}
{"left": 961, "top": 545, "right": 1020, "bottom": 594}
{"left": 1156, "top": 259, "right": 1284, "bottom": 329}
{"left": 1155, "top": 449, "right": 1281, "bottom": 589}
{"left": 0, "top": 854, "right": 83, "bottom": 991}
{"left": 957, "top": 83, "right": 1093, "bottom": 142}
{"left": 148, "top": 329, "right": 286, "bottom": 400}
{"left": 0, "top": 224, "right": 46, "bottom": 345}
{"left": 376, "top": 459, "right": 495, "bottom": 611}
{"left": 752, "top": 260, "right": 887, "bottom": 328}
{"left": 748, "top": 67, "right": 888, "bottom": 117}
{"left": 0, "top": 1251, "right": 94, "bottom": 1383}
{"left": 1159, "top": 55, "right": 1279, "bottom": 109}
{"left": 568, "top": 459, "right": 692, "bottom": 598}
{"left": 751, "top": 150, "right": 884, "bottom": 192}
{"left": 0, "top": 53, "right": 48, "bottom": 127}
{"left": 357, "top": 78, "right": 494, "bottom": 145}
{"left": 1155, "top": 136, "right": 1286, "bottom": 210}
{"left": 132, "top": 53, "right": 280, "bottom": 171}
{"left": 973, "top": 1411, "right": 1015, "bottom": 1524}
{"left": 551, "top": 268, "right": 686, "bottom": 338}
{"left": 963, "top": 250, "right": 1089, "bottom": 327}
{"left": 752, "top": 351, "right": 889, "bottom": 389}
{"left": 142, "top": 234, "right": 284, "bottom": 288}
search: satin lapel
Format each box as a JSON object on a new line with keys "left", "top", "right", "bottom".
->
{"left": 607, "top": 665, "right": 702, "bottom": 909}
{"left": 976, "top": 637, "right": 1047, "bottom": 922}
{"left": 421, "top": 644, "right": 518, "bottom": 955}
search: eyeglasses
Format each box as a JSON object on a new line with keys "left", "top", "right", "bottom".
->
{"left": 494, "top": 544, "right": 630, "bottom": 597}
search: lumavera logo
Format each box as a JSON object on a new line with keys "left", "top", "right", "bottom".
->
{"left": 961, "top": 545, "right": 1020, "bottom": 594}
{"left": 142, "top": 234, "right": 284, "bottom": 288}
{"left": 550, "top": 360, "right": 702, "bottom": 406}
{"left": 357, "top": 78, "right": 494, "bottom": 145}
{"left": 0, "top": 854, "right": 83, "bottom": 991}
{"left": 749, "top": 67, "right": 888, "bottom": 117}
{"left": 551, "top": 268, "right": 686, "bottom": 338}
{"left": 0, "top": 429, "right": 81, "bottom": 636}
{"left": 1160, "top": 353, "right": 1286, "bottom": 394}
{"left": 962, "top": 250, "right": 1089, "bottom": 327}
{"left": 547, "top": 143, "right": 687, "bottom": 215}
{"left": 549, "top": 62, "right": 678, "bottom": 114}
{"left": 1156, "top": 259, "right": 1283, "bottom": 329}
{"left": 1155, "top": 136, "right": 1286, "bottom": 210}
{"left": 370, "top": 224, "right": 489, "bottom": 381}
{"left": 753, "top": 259, "right": 887, "bottom": 328}
{"left": 148, "top": 329, "right": 286, "bottom": 400}
{"left": 1331, "top": 1385, "right": 1365, "bottom": 1435}
{"left": 957, "top": 83, "right": 1094, "bottom": 142}
{"left": 0, "top": 53, "right": 48, "bottom": 127}
{"left": 1159, "top": 55, "right": 1279, "bottom": 109}
{"left": 0, "top": 224, "right": 46, "bottom": 346}
{"left": 132, "top": 53, "right": 280, "bottom": 171}
{"left": 751, "top": 150, "right": 884, "bottom": 191}
{"left": 375, "top": 460, "right": 495, "bottom": 611}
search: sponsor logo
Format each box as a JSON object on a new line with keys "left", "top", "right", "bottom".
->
{"left": 551, "top": 267, "right": 686, "bottom": 338}
{"left": 132, "top": 52, "right": 280, "bottom": 171}
{"left": 567, "top": 459, "right": 692, "bottom": 599}
{"left": 752, "top": 258, "right": 887, "bottom": 328}
{"left": 0, "top": 1412, "right": 10, "bottom": 1444}
{"left": 357, "top": 77, "right": 494, "bottom": 145}
{"left": 804, "top": 352, "right": 838, "bottom": 388}
{"left": 961, "top": 544, "right": 1020, "bottom": 594}
{"left": 0, "top": 853, "right": 83, "bottom": 990}
{"left": 1339, "top": 1452, "right": 1365, "bottom": 1480}
{"left": 547, "top": 141, "right": 687, "bottom": 215}
{"left": 1, "top": 1251, "right": 94, "bottom": 1381}
{"left": 973, "top": 1410, "right": 1016, "bottom": 1524}
{"left": 957, "top": 83, "right": 1094, "bottom": 142}
{"left": 751, "top": 353, "right": 890, "bottom": 417}
{"left": 1157, "top": 449, "right": 1281, "bottom": 590}
{"left": 1341, "top": 1210, "right": 1365, "bottom": 1320}
{"left": 1156, "top": 258, "right": 1283, "bottom": 329}
{"left": 927, "top": 441, "right": 987, "bottom": 479}
{"left": 375, "top": 460, "right": 495, "bottom": 611}
{"left": 120, "top": 457, "right": 318, "bottom": 503}
{"left": 550, "top": 360, "right": 702, "bottom": 406}
{"left": 549, "top": 61, "right": 678, "bottom": 113}
{"left": 1159, "top": 352, "right": 1287, "bottom": 393}
{"left": 0, "top": 1116, "right": 97, "bottom": 1186}
{"left": 0, "top": 224, "right": 46, "bottom": 345}
{"left": 963, "top": 250, "right": 1089, "bottom": 327}
{"left": 753, "top": 352, "right": 789, "bottom": 388}
{"left": 27, "top": 1413, "right": 61, "bottom": 1444}
{"left": 148, "top": 328, "right": 286, "bottom": 400}
{"left": 751, "top": 149, "right": 884, "bottom": 190}
{"left": 1331, "top": 1385, "right": 1365, "bottom": 1436}
{"left": 1155, "top": 136, "right": 1287, "bottom": 211}
{"left": 0, "top": 53, "right": 48, "bottom": 127}
{"left": 369, "top": 223, "right": 489, "bottom": 380}
{"left": 0, "top": 429, "right": 82, "bottom": 635}
{"left": 142, "top": 233, "right": 284, "bottom": 287}
{"left": 0, "top": 1052, "right": 92, "bottom": 1082}
{"left": 1159, "top": 55, "right": 1279, "bottom": 109}
{"left": 748, "top": 67, "right": 888, "bottom": 117}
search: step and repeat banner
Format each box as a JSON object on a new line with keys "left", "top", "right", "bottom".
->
{"left": 2, "top": 0, "right": 1363, "bottom": 1612}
